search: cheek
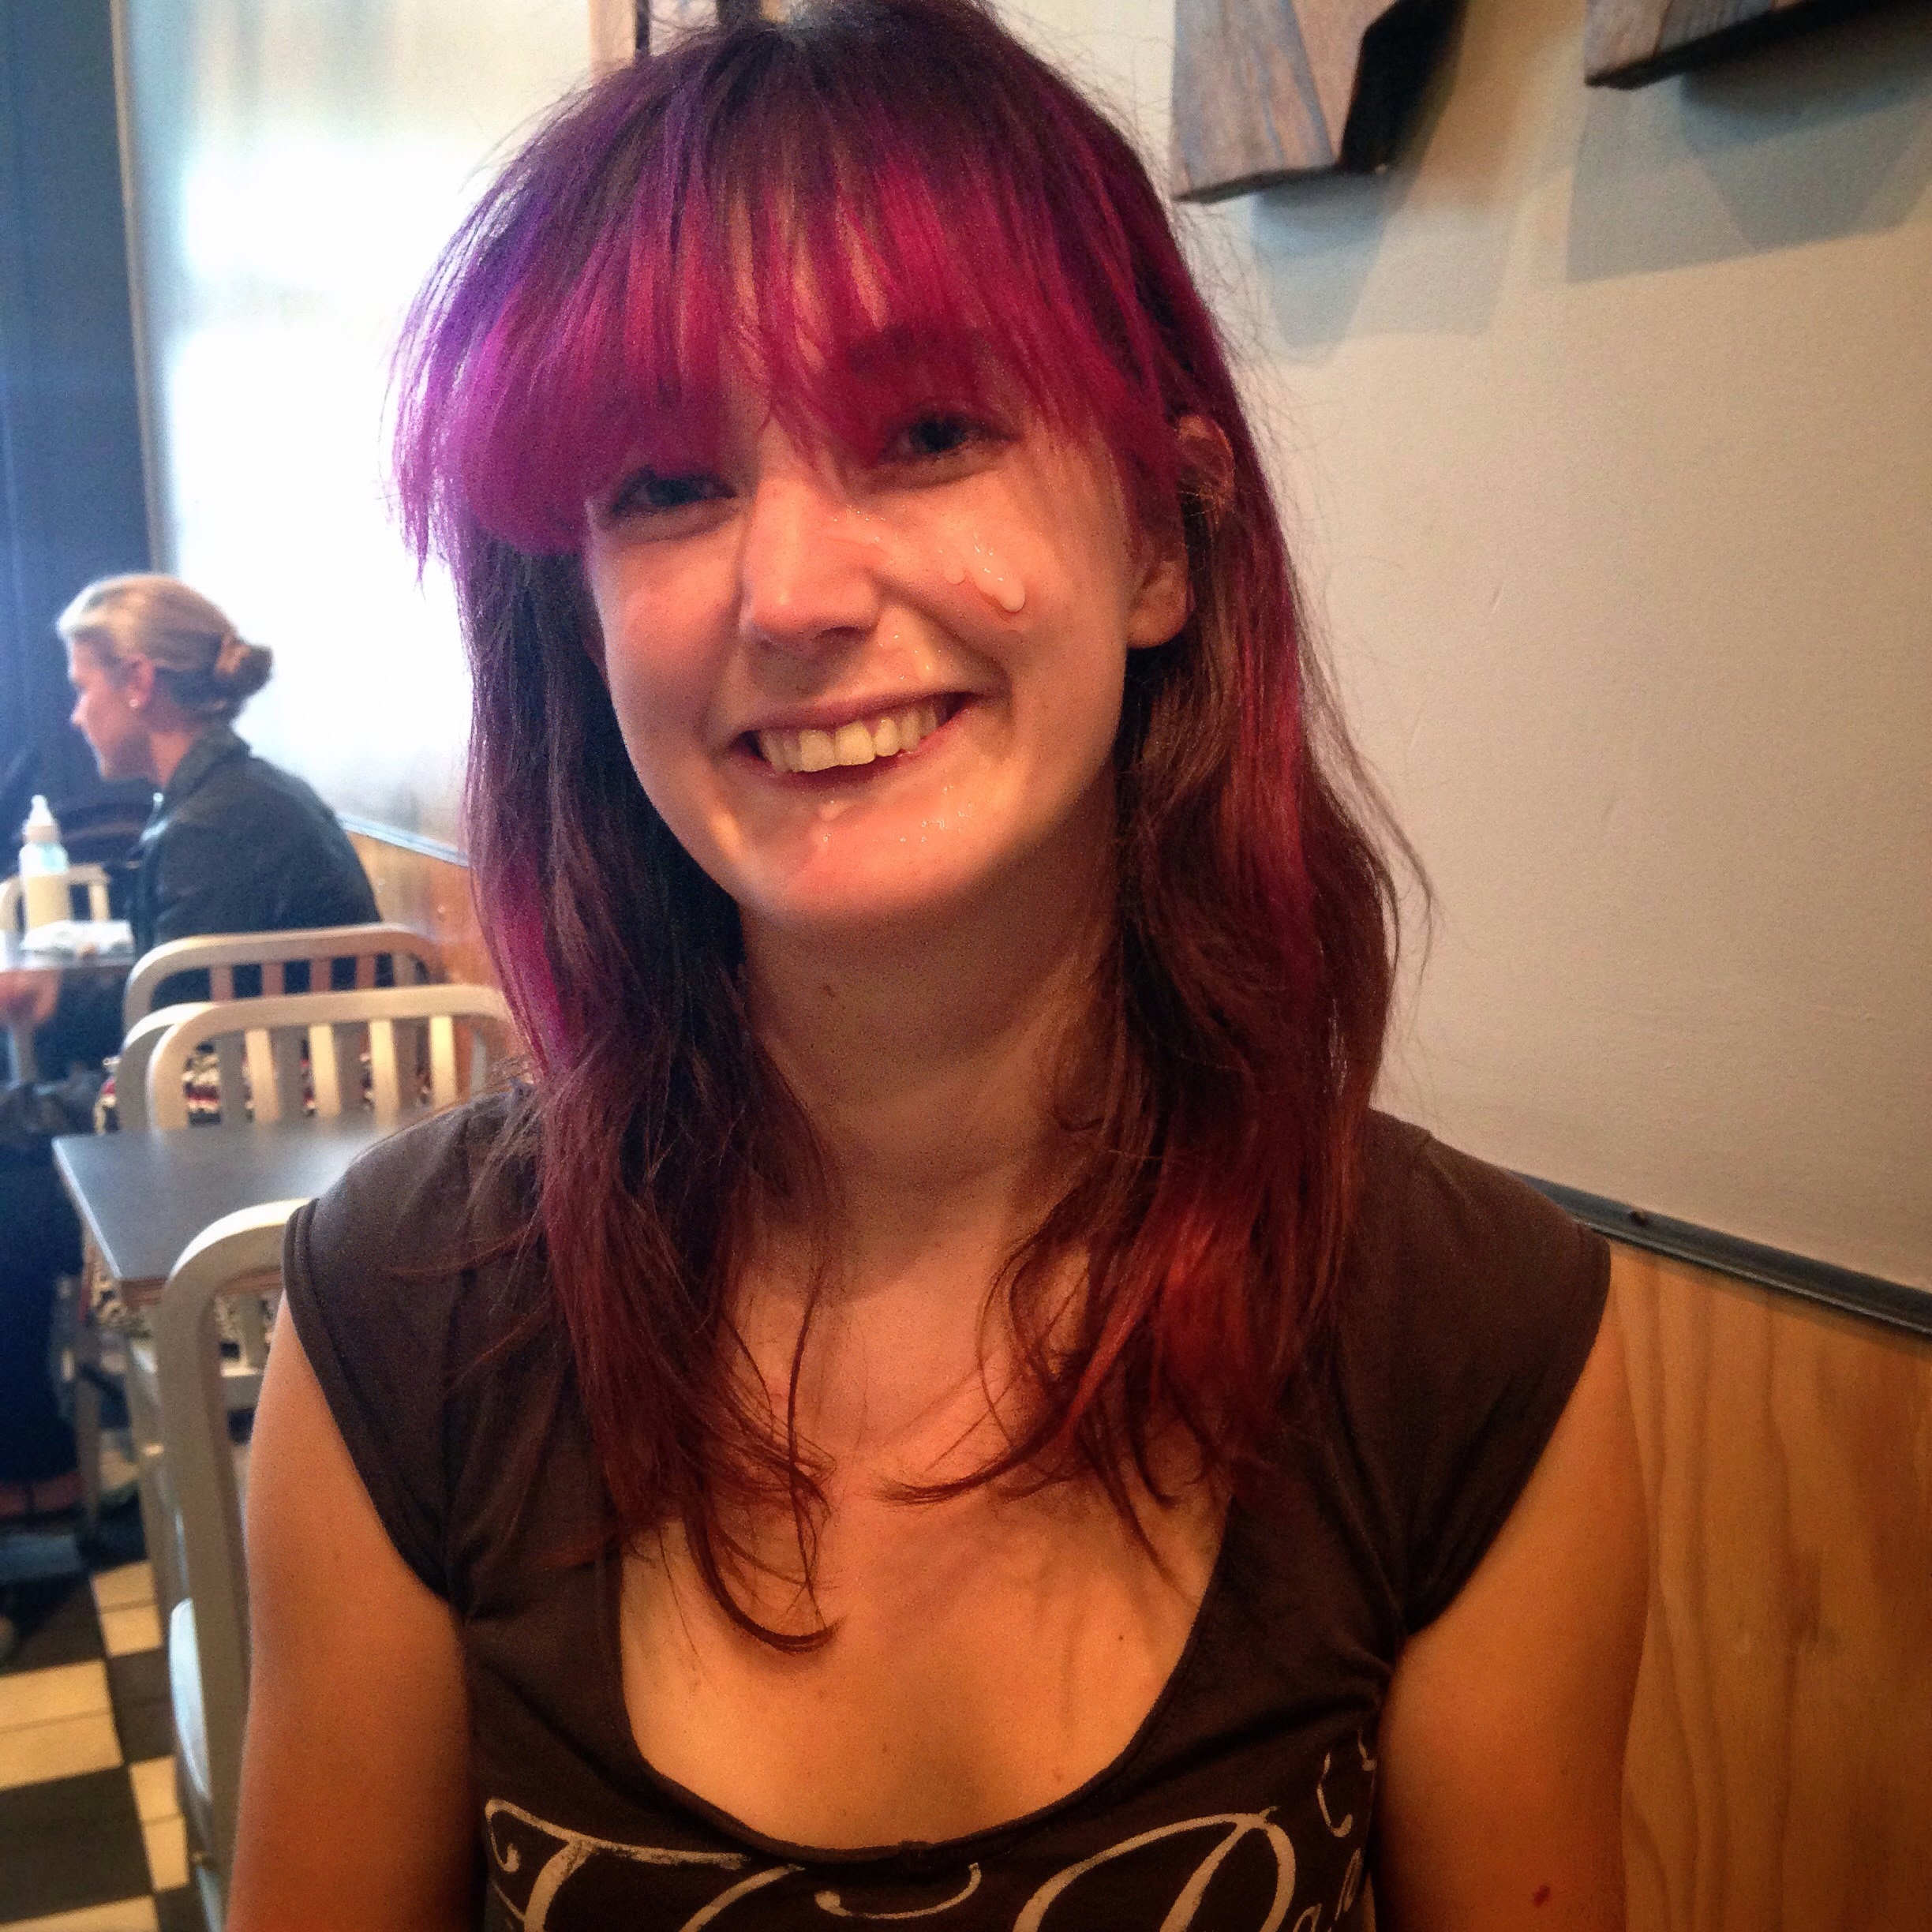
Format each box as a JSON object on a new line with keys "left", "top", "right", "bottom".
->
{"left": 586, "top": 570, "right": 724, "bottom": 757}
{"left": 601, "top": 650, "right": 710, "bottom": 796}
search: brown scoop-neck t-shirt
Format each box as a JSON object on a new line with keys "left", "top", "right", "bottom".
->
{"left": 283, "top": 1095, "right": 1608, "bottom": 1932}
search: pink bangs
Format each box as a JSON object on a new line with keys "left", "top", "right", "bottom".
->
{"left": 394, "top": 2, "right": 1193, "bottom": 561}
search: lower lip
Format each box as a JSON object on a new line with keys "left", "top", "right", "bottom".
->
{"left": 737, "top": 702, "right": 969, "bottom": 788}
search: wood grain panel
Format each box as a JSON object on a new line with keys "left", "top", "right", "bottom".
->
{"left": 1612, "top": 1245, "right": 1932, "bottom": 1928}
{"left": 1171, "top": 0, "right": 1458, "bottom": 201}
{"left": 347, "top": 831, "right": 496, "bottom": 991}
{"left": 1585, "top": 0, "right": 1877, "bottom": 86}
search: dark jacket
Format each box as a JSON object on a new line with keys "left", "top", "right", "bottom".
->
{"left": 126, "top": 724, "right": 379, "bottom": 979}
{"left": 23, "top": 725, "right": 379, "bottom": 1099}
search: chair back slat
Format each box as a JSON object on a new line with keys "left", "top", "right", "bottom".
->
{"left": 428, "top": 1013, "right": 459, "bottom": 1109}
{"left": 332, "top": 1020, "right": 359, "bottom": 1113}
{"left": 210, "top": 964, "right": 235, "bottom": 1002}
{"left": 367, "top": 1018, "right": 402, "bottom": 1118}
{"left": 268, "top": 1027, "right": 305, "bottom": 1120}
{"left": 212, "top": 1035, "right": 248, "bottom": 1121}
{"left": 307, "top": 1021, "right": 343, "bottom": 1117}
{"left": 242, "top": 1030, "right": 282, "bottom": 1125}
{"left": 144, "top": 984, "right": 511, "bottom": 1130}
{"left": 354, "top": 952, "right": 378, "bottom": 990}
{"left": 83, "top": 874, "right": 112, "bottom": 919}
{"left": 263, "top": 960, "right": 285, "bottom": 996}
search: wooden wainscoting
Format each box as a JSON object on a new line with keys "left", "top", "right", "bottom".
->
{"left": 347, "top": 829, "right": 496, "bottom": 990}
{"left": 1614, "top": 1246, "right": 1932, "bottom": 1930}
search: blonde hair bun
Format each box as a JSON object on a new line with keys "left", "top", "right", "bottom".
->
{"left": 212, "top": 631, "right": 274, "bottom": 698}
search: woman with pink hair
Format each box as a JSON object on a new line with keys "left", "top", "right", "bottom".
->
{"left": 234, "top": 5, "right": 1645, "bottom": 1926}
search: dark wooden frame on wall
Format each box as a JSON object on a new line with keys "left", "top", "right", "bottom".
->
{"left": 1171, "top": 0, "right": 1460, "bottom": 204}
{"left": 1585, "top": 0, "right": 1904, "bottom": 86}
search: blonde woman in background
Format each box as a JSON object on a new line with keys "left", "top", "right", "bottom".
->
{"left": 0, "top": 574, "right": 376, "bottom": 1526}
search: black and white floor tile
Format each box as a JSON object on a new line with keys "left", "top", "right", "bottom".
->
{"left": 0, "top": 1519, "right": 203, "bottom": 1932}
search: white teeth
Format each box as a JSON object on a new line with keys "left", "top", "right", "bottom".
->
{"left": 754, "top": 702, "right": 949, "bottom": 774}
{"left": 833, "top": 722, "right": 875, "bottom": 767}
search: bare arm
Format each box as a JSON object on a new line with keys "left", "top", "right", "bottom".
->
{"left": 227, "top": 1313, "right": 477, "bottom": 1931}
{"left": 1373, "top": 1298, "right": 1649, "bottom": 1930}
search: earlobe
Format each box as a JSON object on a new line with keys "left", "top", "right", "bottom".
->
{"left": 1125, "top": 540, "right": 1193, "bottom": 650}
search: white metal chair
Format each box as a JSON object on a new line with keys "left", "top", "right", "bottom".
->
{"left": 138, "top": 983, "right": 512, "bottom": 1130}
{"left": 146, "top": 1199, "right": 301, "bottom": 1926}
{"left": 0, "top": 862, "right": 113, "bottom": 929}
{"left": 77, "top": 928, "right": 447, "bottom": 1533}
{"left": 121, "top": 921, "right": 440, "bottom": 1034}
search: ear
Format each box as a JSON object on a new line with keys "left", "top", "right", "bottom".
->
{"left": 119, "top": 654, "right": 158, "bottom": 712}
{"left": 1125, "top": 416, "right": 1230, "bottom": 650}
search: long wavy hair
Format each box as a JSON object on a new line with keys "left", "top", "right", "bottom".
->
{"left": 394, "top": 0, "right": 1407, "bottom": 1643}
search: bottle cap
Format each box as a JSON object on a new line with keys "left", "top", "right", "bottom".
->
{"left": 23, "top": 794, "right": 62, "bottom": 843}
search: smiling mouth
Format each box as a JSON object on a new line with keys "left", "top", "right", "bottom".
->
{"left": 749, "top": 698, "right": 958, "bottom": 774}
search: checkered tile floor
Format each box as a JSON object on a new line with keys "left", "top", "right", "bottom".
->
{"left": 0, "top": 1511, "right": 203, "bottom": 1932}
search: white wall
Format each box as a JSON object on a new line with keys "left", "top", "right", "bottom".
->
{"left": 122, "top": 0, "right": 606, "bottom": 848}
{"left": 1003, "top": 0, "right": 1932, "bottom": 1284}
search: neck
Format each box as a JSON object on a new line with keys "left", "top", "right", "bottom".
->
{"left": 149, "top": 721, "right": 211, "bottom": 790}
{"left": 743, "top": 814, "right": 1114, "bottom": 1303}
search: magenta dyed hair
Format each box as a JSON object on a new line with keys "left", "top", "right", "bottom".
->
{"left": 394, "top": 0, "right": 1406, "bottom": 1642}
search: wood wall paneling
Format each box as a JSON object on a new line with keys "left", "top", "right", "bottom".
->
{"left": 347, "top": 831, "right": 496, "bottom": 993}
{"left": 1612, "top": 1246, "right": 1932, "bottom": 1928}
{"left": 1170, "top": 0, "right": 1458, "bottom": 202}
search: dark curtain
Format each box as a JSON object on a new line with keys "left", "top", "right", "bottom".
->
{"left": 0, "top": 0, "right": 155, "bottom": 863}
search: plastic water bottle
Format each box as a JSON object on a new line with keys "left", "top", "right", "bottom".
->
{"left": 19, "top": 794, "right": 71, "bottom": 933}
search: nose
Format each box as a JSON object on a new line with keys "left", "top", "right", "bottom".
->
{"left": 736, "top": 459, "right": 882, "bottom": 657}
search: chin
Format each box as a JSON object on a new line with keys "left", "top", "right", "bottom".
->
{"left": 741, "top": 845, "right": 1069, "bottom": 949}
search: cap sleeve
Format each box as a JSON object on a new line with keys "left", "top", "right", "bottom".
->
{"left": 1336, "top": 1120, "right": 1611, "bottom": 1635}
{"left": 279, "top": 1093, "right": 528, "bottom": 1603}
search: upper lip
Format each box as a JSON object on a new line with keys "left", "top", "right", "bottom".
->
{"left": 732, "top": 692, "right": 964, "bottom": 739}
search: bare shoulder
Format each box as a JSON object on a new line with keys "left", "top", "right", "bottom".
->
{"left": 1373, "top": 1297, "right": 1649, "bottom": 1932}
{"left": 227, "top": 1312, "right": 477, "bottom": 1931}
